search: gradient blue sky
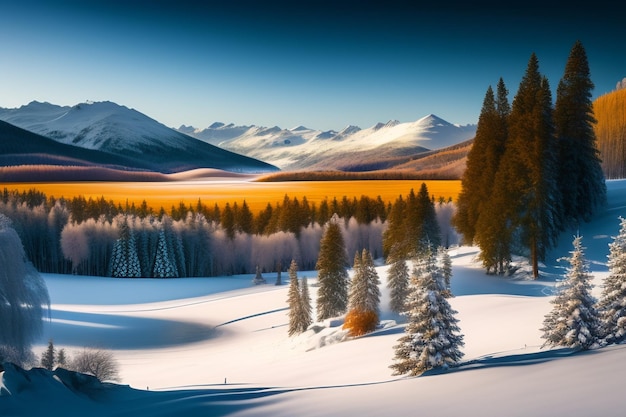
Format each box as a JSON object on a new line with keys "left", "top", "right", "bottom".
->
{"left": 1, "top": 0, "right": 624, "bottom": 131}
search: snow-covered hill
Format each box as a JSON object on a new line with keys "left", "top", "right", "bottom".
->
{"left": 0, "top": 101, "right": 277, "bottom": 174}
{"left": 2, "top": 180, "right": 626, "bottom": 416}
{"left": 180, "top": 114, "right": 477, "bottom": 170}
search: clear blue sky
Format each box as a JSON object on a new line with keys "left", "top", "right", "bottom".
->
{"left": 1, "top": 0, "right": 623, "bottom": 131}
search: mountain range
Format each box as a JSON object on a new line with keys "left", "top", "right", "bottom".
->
{"left": 0, "top": 101, "right": 277, "bottom": 176}
{"left": 0, "top": 100, "right": 477, "bottom": 179}
{"left": 179, "top": 114, "right": 477, "bottom": 171}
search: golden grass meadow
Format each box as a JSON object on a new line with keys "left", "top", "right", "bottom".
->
{"left": 8, "top": 179, "right": 462, "bottom": 213}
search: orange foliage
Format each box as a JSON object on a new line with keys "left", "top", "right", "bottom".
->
{"left": 5, "top": 179, "right": 461, "bottom": 215}
{"left": 594, "top": 88, "right": 626, "bottom": 178}
{"left": 343, "top": 309, "right": 379, "bottom": 337}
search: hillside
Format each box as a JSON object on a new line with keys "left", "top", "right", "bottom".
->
{"left": 0, "top": 102, "right": 277, "bottom": 174}
{"left": 2, "top": 180, "right": 625, "bottom": 416}
{"left": 181, "top": 114, "right": 476, "bottom": 171}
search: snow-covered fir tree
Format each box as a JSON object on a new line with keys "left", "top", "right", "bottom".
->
{"left": 437, "top": 246, "right": 453, "bottom": 298}
{"left": 344, "top": 249, "right": 381, "bottom": 336}
{"left": 287, "top": 260, "right": 311, "bottom": 336}
{"left": 287, "top": 260, "right": 303, "bottom": 336}
{"left": 40, "top": 339, "right": 55, "bottom": 370}
{"left": 387, "top": 244, "right": 410, "bottom": 315}
{"left": 252, "top": 265, "right": 266, "bottom": 285}
{"left": 598, "top": 217, "right": 626, "bottom": 344}
{"left": 541, "top": 235, "right": 600, "bottom": 350}
{"left": 152, "top": 227, "right": 178, "bottom": 278}
{"left": 300, "top": 276, "right": 312, "bottom": 331}
{"left": 390, "top": 248, "right": 464, "bottom": 376}
{"left": 316, "top": 214, "right": 349, "bottom": 321}
{"left": 110, "top": 216, "right": 141, "bottom": 278}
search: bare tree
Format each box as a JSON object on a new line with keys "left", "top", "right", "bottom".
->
{"left": 71, "top": 348, "right": 120, "bottom": 382}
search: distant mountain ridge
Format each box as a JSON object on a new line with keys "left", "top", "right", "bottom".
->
{"left": 0, "top": 101, "right": 277, "bottom": 174}
{"left": 179, "top": 114, "right": 477, "bottom": 170}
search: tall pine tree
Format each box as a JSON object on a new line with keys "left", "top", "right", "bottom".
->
{"left": 315, "top": 215, "right": 349, "bottom": 321}
{"left": 555, "top": 40, "right": 606, "bottom": 228}
{"left": 490, "top": 54, "right": 561, "bottom": 278}
{"left": 541, "top": 235, "right": 600, "bottom": 350}
{"left": 287, "top": 260, "right": 303, "bottom": 336}
{"left": 454, "top": 79, "right": 509, "bottom": 245}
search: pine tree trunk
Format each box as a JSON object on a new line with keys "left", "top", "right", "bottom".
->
{"left": 531, "top": 238, "right": 539, "bottom": 279}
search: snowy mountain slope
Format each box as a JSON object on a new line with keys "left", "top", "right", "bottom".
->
{"left": 0, "top": 102, "right": 277, "bottom": 174}
{"left": 180, "top": 114, "right": 476, "bottom": 171}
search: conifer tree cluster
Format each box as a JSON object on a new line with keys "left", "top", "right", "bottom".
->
{"left": 383, "top": 183, "right": 441, "bottom": 260}
{"left": 344, "top": 249, "right": 381, "bottom": 336}
{"left": 390, "top": 248, "right": 463, "bottom": 376}
{"left": 287, "top": 260, "right": 312, "bottom": 336}
{"left": 453, "top": 41, "right": 606, "bottom": 278}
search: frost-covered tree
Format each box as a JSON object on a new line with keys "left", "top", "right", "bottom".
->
{"left": 598, "top": 218, "right": 626, "bottom": 344}
{"left": 387, "top": 244, "right": 410, "bottom": 315}
{"left": 0, "top": 214, "right": 50, "bottom": 362}
{"left": 344, "top": 249, "right": 381, "bottom": 336}
{"left": 287, "top": 260, "right": 311, "bottom": 335}
{"left": 252, "top": 265, "right": 266, "bottom": 285}
{"left": 152, "top": 227, "right": 178, "bottom": 278}
{"left": 40, "top": 339, "right": 56, "bottom": 370}
{"left": 437, "top": 246, "right": 453, "bottom": 298}
{"left": 56, "top": 348, "right": 68, "bottom": 368}
{"left": 316, "top": 215, "right": 349, "bottom": 321}
{"left": 287, "top": 260, "right": 302, "bottom": 336}
{"left": 541, "top": 235, "right": 600, "bottom": 350}
{"left": 390, "top": 249, "right": 464, "bottom": 376}
{"left": 109, "top": 216, "right": 141, "bottom": 278}
{"left": 71, "top": 347, "right": 120, "bottom": 382}
{"left": 300, "top": 276, "right": 312, "bottom": 331}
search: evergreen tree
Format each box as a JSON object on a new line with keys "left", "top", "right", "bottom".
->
{"left": 454, "top": 80, "right": 509, "bottom": 244}
{"left": 300, "top": 276, "right": 312, "bottom": 331}
{"left": 437, "top": 246, "right": 453, "bottom": 298}
{"left": 344, "top": 249, "right": 381, "bottom": 336}
{"left": 287, "top": 260, "right": 303, "bottom": 336}
{"left": 110, "top": 216, "right": 141, "bottom": 278}
{"left": 316, "top": 214, "right": 349, "bottom": 321}
{"left": 390, "top": 249, "right": 464, "bottom": 375}
{"left": 382, "top": 195, "right": 408, "bottom": 259}
{"left": 386, "top": 243, "right": 410, "bottom": 315}
{"left": 409, "top": 184, "right": 441, "bottom": 255}
{"left": 152, "top": 227, "right": 178, "bottom": 278}
{"left": 598, "top": 217, "right": 626, "bottom": 344}
{"left": 491, "top": 54, "right": 561, "bottom": 278}
{"left": 252, "top": 265, "right": 266, "bottom": 284}
{"left": 41, "top": 339, "right": 55, "bottom": 370}
{"left": 287, "top": 259, "right": 312, "bottom": 336}
{"left": 541, "top": 235, "right": 600, "bottom": 350}
{"left": 555, "top": 40, "right": 606, "bottom": 228}
{"left": 56, "top": 348, "right": 67, "bottom": 368}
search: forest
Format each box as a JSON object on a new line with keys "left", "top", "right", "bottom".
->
{"left": 0, "top": 185, "right": 455, "bottom": 278}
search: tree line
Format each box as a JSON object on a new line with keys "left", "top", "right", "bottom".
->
{"left": 0, "top": 185, "right": 455, "bottom": 278}
{"left": 453, "top": 41, "right": 606, "bottom": 278}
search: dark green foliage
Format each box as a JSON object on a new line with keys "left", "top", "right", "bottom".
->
{"left": 454, "top": 80, "right": 509, "bottom": 245}
{"left": 315, "top": 215, "right": 349, "bottom": 321}
{"left": 386, "top": 244, "right": 410, "bottom": 314}
{"left": 41, "top": 339, "right": 56, "bottom": 370}
{"left": 555, "top": 40, "right": 606, "bottom": 228}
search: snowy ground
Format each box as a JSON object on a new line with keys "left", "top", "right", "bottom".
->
{"left": 3, "top": 180, "right": 626, "bottom": 416}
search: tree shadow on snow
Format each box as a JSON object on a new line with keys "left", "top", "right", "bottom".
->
{"left": 41, "top": 309, "right": 219, "bottom": 350}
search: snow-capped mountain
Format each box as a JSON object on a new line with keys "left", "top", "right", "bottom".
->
{"left": 0, "top": 101, "right": 277, "bottom": 174}
{"left": 180, "top": 114, "right": 476, "bottom": 171}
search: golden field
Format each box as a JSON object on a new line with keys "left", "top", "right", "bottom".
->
{"left": 6, "top": 179, "right": 462, "bottom": 213}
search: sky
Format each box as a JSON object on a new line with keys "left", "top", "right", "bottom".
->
{"left": 0, "top": 0, "right": 624, "bottom": 131}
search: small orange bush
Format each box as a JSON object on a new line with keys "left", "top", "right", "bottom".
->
{"left": 343, "top": 309, "right": 379, "bottom": 337}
